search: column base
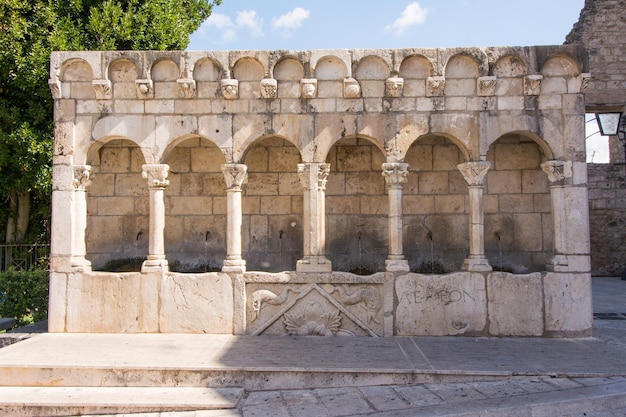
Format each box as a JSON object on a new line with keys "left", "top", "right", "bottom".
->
{"left": 141, "top": 258, "right": 168, "bottom": 273}
{"left": 462, "top": 257, "right": 493, "bottom": 272}
{"left": 296, "top": 257, "right": 332, "bottom": 273}
{"left": 385, "top": 258, "right": 410, "bottom": 272}
{"left": 222, "top": 259, "right": 246, "bottom": 273}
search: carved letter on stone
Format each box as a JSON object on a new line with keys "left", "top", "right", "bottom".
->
{"left": 300, "top": 78, "right": 317, "bottom": 99}
{"left": 72, "top": 165, "right": 92, "bottom": 190}
{"left": 260, "top": 78, "right": 277, "bottom": 99}
{"left": 385, "top": 77, "right": 404, "bottom": 98}
{"left": 343, "top": 77, "right": 361, "bottom": 98}
{"left": 426, "top": 76, "right": 445, "bottom": 97}
{"left": 382, "top": 162, "right": 409, "bottom": 187}
{"left": 177, "top": 78, "right": 196, "bottom": 99}
{"left": 135, "top": 79, "right": 153, "bottom": 99}
{"left": 457, "top": 161, "right": 491, "bottom": 186}
{"left": 142, "top": 164, "right": 170, "bottom": 188}
{"left": 220, "top": 79, "right": 239, "bottom": 100}
{"left": 524, "top": 75, "right": 543, "bottom": 96}
{"left": 92, "top": 80, "right": 112, "bottom": 100}
{"left": 541, "top": 160, "right": 572, "bottom": 183}
{"left": 478, "top": 76, "right": 497, "bottom": 97}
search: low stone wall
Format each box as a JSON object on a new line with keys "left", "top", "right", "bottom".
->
{"left": 48, "top": 270, "right": 592, "bottom": 337}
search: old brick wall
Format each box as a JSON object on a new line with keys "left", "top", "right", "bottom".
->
{"left": 567, "top": 0, "right": 626, "bottom": 276}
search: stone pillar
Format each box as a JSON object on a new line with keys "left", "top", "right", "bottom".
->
{"left": 382, "top": 162, "right": 410, "bottom": 272}
{"left": 221, "top": 164, "right": 248, "bottom": 273}
{"left": 141, "top": 164, "right": 169, "bottom": 273}
{"left": 71, "top": 165, "right": 92, "bottom": 272}
{"left": 297, "top": 163, "right": 332, "bottom": 273}
{"left": 458, "top": 161, "right": 492, "bottom": 272}
{"left": 541, "top": 160, "right": 590, "bottom": 272}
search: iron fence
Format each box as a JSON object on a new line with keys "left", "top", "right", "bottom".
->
{"left": 0, "top": 244, "right": 50, "bottom": 272}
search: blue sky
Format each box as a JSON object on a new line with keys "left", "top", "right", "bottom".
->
{"left": 188, "top": 0, "right": 585, "bottom": 51}
{"left": 188, "top": 1, "right": 609, "bottom": 162}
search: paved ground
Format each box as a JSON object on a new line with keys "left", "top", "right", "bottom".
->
{"left": 2, "top": 277, "right": 626, "bottom": 416}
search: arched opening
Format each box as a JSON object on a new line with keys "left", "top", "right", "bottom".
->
{"left": 403, "top": 136, "right": 468, "bottom": 273}
{"left": 163, "top": 136, "right": 227, "bottom": 272}
{"left": 484, "top": 133, "right": 552, "bottom": 273}
{"left": 242, "top": 137, "right": 303, "bottom": 272}
{"left": 325, "top": 137, "right": 387, "bottom": 274}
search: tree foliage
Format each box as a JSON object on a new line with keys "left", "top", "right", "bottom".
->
{"left": 0, "top": 0, "right": 220, "bottom": 242}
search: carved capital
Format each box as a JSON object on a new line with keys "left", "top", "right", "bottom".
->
{"left": 177, "top": 78, "right": 196, "bottom": 99}
{"left": 92, "top": 79, "right": 112, "bottom": 100}
{"left": 382, "top": 162, "right": 409, "bottom": 186}
{"left": 343, "top": 77, "right": 361, "bottom": 98}
{"left": 221, "top": 164, "right": 248, "bottom": 191}
{"left": 478, "top": 76, "right": 497, "bottom": 96}
{"left": 300, "top": 78, "right": 317, "bottom": 99}
{"left": 72, "top": 165, "right": 92, "bottom": 191}
{"left": 524, "top": 75, "right": 543, "bottom": 96}
{"left": 48, "top": 79, "right": 62, "bottom": 99}
{"left": 457, "top": 161, "right": 491, "bottom": 186}
{"left": 385, "top": 77, "right": 404, "bottom": 98}
{"left": 135, "top": 79, "right": 153, "bottom": 99}
{"left": 142, "top": 164, "right": 170, "bottom": 188}
{"left": 298, "top": 163, "right": 330, "bottom": 191}
{"left": 260, "top": 78, "right": 277, "bottom": 99}
{"left": 220, "top": 79, "right": 239, "bottom": 100}
{"left": 426, "top": 76, "right": 445, "bottom": 97}
{"left": 540, "top": 160, "right": 572, "bottom": 183}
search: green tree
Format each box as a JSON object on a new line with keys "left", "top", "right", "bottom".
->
{"left": 0, "top": 0, "right": 220, "bottom": 243}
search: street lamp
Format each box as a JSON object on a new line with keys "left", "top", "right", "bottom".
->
{"left": 595, "top": 111, "right": 626, "bottom": 167}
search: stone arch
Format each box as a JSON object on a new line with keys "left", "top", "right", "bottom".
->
{"left": 108, "top": 58, "right": 139, "bottom": 82}
{"left": 162, "top": 135, "right": 227, "bottom": 272}
{"left": 403, "top": 134, "right": 469, "bottom": 273}
{"left": 193, "top": 57, "right": 222, "bottom": 81}
{"left": 541, "top": 54, "right": 582, "bottom": 77}
{"left": 493, "top": 55, "right": 527, "bottom": 78}
{"left": 314, "top": 55, "right": 348, "bottom": 80}
{"left": 356, "top": 56, "right": 389, "bottom": 98}
{"left": 86, "top": 138, "right": 148, "bottom": 270}
{"left": 399, "top": 55, "right": 432, "bottom": 97}
{"left": 151, "top": 59, "right": 180, "bottom": 81}
{"left": 325, "top": 135, "right": 388, "bottom": 274}
{"left": 233, "top": 57, "right": 265, "bottom": 99}
{"left": 60, "top": 58, "right": 93, "bottom": 81}
{"left": 85, "top": 136, "right": 150, "bottom": 167}
{"left": 444, "top": 54, "right": 479, "bottom": 96}
{"left": 273, "top": 57, "right": 305, "bottom": 99}
{"left": 484, "top": 132, "right": 552, "bottom": 273}
{"left": 242, "top": 136, "right": 303, "bottom": 272}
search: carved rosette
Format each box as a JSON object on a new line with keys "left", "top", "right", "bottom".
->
{"left": 135, "top": 79, "right": 153, "bottom": 99}
{"left": 540, "top": 160, "right": 572, "bottom": 183}
{"left": 220, "top": 79, "right": 239, "bottom": 100}
{"left": 426, "top": 76, "right": 445, "bottom": 97}
{"left": 221, "top": 164, "right": 248, "bottom": 191}
{"left": 260, "top": 78, "right": 277, "bottom": 99}
{"left": 177, "top": 78, "right": 196, "bottom": 99}
{"left": 92, "top": 79, "right": 112, "bottom": 100}
{"left": 478, "top": 76, "right": 497, "bottom": 96}
{"left": 524, "top": 75, "right": 543, "bottom": 96}
{"left": 385, "top": 77, "right": 404, "bottom": 98}
{"left": 142, "top": 164, "right": 170, "bottom": 188}
{"left": 343, "top": 77, "right": 361, "bottom": 98}
{"left": 457, "top": 161, "right": 491, "bottom": 186}
{"left": 284, "top": 302, "right": 342, "bottom": 336}
{"left": 300, "top": 78, "right": 317, "bottom": 99}
{"left": 72, "top": 165, "right": 92, "bottom": 191}
{"left": 382, "top": 162, "right": 409, "bottom": 187}
{"left": 48, "top": 79, "right": 62, "bottom": 99}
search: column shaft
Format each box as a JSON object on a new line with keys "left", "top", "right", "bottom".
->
{"left": 222, "top": 164, "right": 247, "bottom": 273}
{"left": 382, "top": 163, "right": 409, "bottom": 272}
{"left": 141, "top": 164, "right": 169, "bottom": 272}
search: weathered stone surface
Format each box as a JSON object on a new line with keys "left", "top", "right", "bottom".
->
{"left": 395, "top": 272, "right": 487, "bottom": 336}
{"left": 487, "top": 272, "right": 543, "bottom": 336}
{"left": 544, "top": 272, "right": 593, "bottom": 335}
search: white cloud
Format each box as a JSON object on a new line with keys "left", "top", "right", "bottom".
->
{"left": 237, "top": 10, "right": 264, "bottom": 37}
{"left": 272, "top": 7, "right": 310, "bottom": 38}
{"left": 386, "top": 2, "right": 428, "bottom": 36}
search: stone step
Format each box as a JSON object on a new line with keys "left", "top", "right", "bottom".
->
{"left": 0, "top": 386, "right": 243, "bottom": 417}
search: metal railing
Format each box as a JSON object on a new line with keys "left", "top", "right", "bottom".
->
{"left": 0, "top": 244, "right": 50, "bottom": 272}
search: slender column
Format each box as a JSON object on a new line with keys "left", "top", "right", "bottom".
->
{"left": 382, "top": 162, "right": 410, "bottom": 272}
{"left": 71, "top": 165, "right": 92, "bottom": 271}
{"left": 296, "top": 163, "right": 332, "bottom": 272}
{"left": 141, "top": 164, "right": 169, "bottom": 272}
{"left": 221, "top": 164, "right": 248, "bottom": 273}
{"left": 458, "top": 161, "right": 492, "bottom": 272}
